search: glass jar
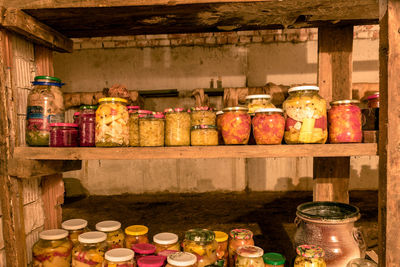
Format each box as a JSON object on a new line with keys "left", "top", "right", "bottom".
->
{"left": 133, "top": 243, "right": 157, "bottom": 261}
{"left": 128, "top": 106, "right": 140, "bottom": 147}
{"left": 96, "top": 97, "right": 129, "bottom": 147}
{"left": 235, "top": 246, "right": 264, "bottom": 267}
{"left": 62, "top": 218, "right": 89, "bottom": 246}
{"left": 125, "top": 225, "right": 149, "bottom": 249}
{"left": 367, "top": 92, "right": 379, "bottom": 108}
{"left": 214, "top": 231, "right": 228, "bottom": 267}
{"left": 79, "top": 105, "right": 97, "bottom": 147}
{"left": 32, "top": 229, "right": 73, "bottom": 267}
{"left": 252, "top": 108, "right": 285, "bottom": 145}
{"left": 183, "top": 229, "right": 218, "bottom": 267}
{"left": 166, "top": 252, "right": 197, "bottom": 267}
{"left": 104, "top": 248, "right": 135, "bottom": 267}
{"left": 96, "top": 220, "right": 125, "bottom": 250}
{"left": 137, "top": 256, "right": 165, "bottom": 267}
{"left": 164, "top": 108, "right": 191, "bottom": 146}
{"left": 139, "top": 114, "right": 165, "bottom": 147}
{"left": 72, "top": 231, "right": 108, "bottom": 267}
{"left": 190, "top": 107, "right": 216, "bottom": 126}
{"left": 263, "top": 253, "right": 285, "bottom": 267}
{"left": 220, "top": 107, "right": 251, "bottom": 145}
{"left": 245, "top": 94, "right": 275, "bottom": 114}
{"left": 294, "top": 245, "right": 326, "bottom": 267}
{"left": 228, "top": 229, "right": 254, "bottom": 267}
{"left": 216, "top": 111, "right": 224, "bottom": 145}
{"left": 283, "top": 86, "right": 327, "bottom": 144}
{"left": 26, "top": 76, "right": 65, "bottom": 146}
{"left": 74, "top": 112, "right": 80, "bottom": 124}
{"left": 191, "top": 125, "right": 219, "bottom": 146}
{"left": 49, "top": 123, "right": 79, "bottom": 147}
{"left": 328, "top": 100, "right": 362, "bottom": 143}
{"left": 153, "top": 232, "right": 180, "bottom": 254}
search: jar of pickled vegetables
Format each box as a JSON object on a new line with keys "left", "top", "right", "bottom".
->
{"left": 367, "top": 92, "right": 379, "bottom": 108}
{"left": 252, "top": 108, "right": 285, "bottom": 145}
{"left": 294, "top": 245, "right": 326, "bottom": 267}
{"left": 74, "top": 112, "right": 80, "bottom": 124}
{"left": 33, "top": 229, "right": 73, "bottom": 267}
{"left": 153, "top": 232, "right": 181, "bottom": 254}
{"left": 127, "top": 106, "right": 140, "bottom": 147}
{"left": 137, "top": 255, "right": 165, "bottom": 267}
{"left": 96, "top": 97, "right": 129, "bottom": 147}
{"left": 283, "top": 86, "right": 327, "bottom": 144}
{"left": 79, "top": 105, "right": 97, "bottom": 147}
{"left": 139, "top": 114, "right": 165, "bottom": 147}
{"left": 216, "top": 111, "right": 224, "bottom": 145}
{"left": 235, "top": 246, "right": 264, "bottom": 267}
{"left": 62, "top": 218, "right": 89, "bottom": 245}
{"left": 104, "top": 248, "right": 135, "bottom": 267}
{"left": 328, "top": 100, "right": 362, "bottom": 143}
{"left": 263, "top": 253, "right": 285, "bottom": 267}
{"left": 190, "top": 107, "right": 216, "bottom": 126}
{"left": 214, "top": 231, "right": 228, "bottom": 267}
{"left": 165, "top": 108, "right": 191, "bottom": 146}
{"left": 95, "top": 220, "right": 125, "bottom": 250}
{"left": 125, "top": 225, "right": 149, "bottom": 249}
{"left": 49, "top": 123, "right": 79, "bottom": 147}
{"left": 73, "top": 232, "right": 107, "bottom": 267}
{"left": 221, "top": 107, "right": 251, "bottom": 145}
{"left": 166, "top": 252, "right": 197, "bottom": 267}
{"left": 245, "top": 94, "right": 275, "bottom": 114}
{"left": 191, "top": 125, "right": 219, "bottom": 146}
{"left": 183, "top": 229, "right": 218, "bottom": 267}
{"left": 133, "top": 243, "right": 157, "bottom": 261}
{"left": 228, "top": 229, "right": 254, "bottom": 267}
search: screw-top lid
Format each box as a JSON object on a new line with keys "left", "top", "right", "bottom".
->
{"left": 127, "top": 106, "right": 140, "bottom": 110}
{"left": 254, "top": 108, "right": 283, "bottom": 113}
{"left": 185, "top": 229, "right": 215, "bottom": 243}
{"left": 222, "top": 106, "right": 249, "bottom": 112}
{"left": 263, "top": 253, "right": 286, "bottom": 265}
{"left": 73, "top": 112, "right": 80, "bottom": 116}
{"left": 98, "top": 97, "right": 128, "bottom": 104}
{"left": 137, "top": 255, "right": 165, "bottom": 267}
{"left": 132, "top": 243, "right": 157, "bottom": 255}
{"left": 153, "top": 114, "right": 165, "bottom": 119}
{"left": 296, "top": 245, "right": 325, "bottom": 258}
{"left": 167, "top": 252, "right": 197, "bottom": 266}
{"left": 191, "top": 125, "right": 217, "bottom": 130}
{"left": 288, "top": 85, "right": 319, "bottom": 93}
{"left": 153, "top": 232, "right": 179, "bottom": 245}
{"left": 330, "top": 100, "right": 360, "bottom": 105}
{"left": 78, "top": 231, "right": 107, "bottom": 244}
{"left": 237, "top": 246, "right": 264, "bottom": 258}
{"left": 214, "top": 231, "right": 228, "bottom": 243}
{"left": 216, "top": 111, "right": 223, "bottom": 116}
{"left": 96, "top": 220, "right": 121, "bottom": 232}
{"left": 245, "top": 94, "right": 271, "bottom": 100}
{"left": 367, "top": 92, "right": 379, "bottom": 100}
{"left": 49, "top": 123, "right": 78, "bottom": 128}
{"left": 34, "top": 76, "right": 62, "bottom": 83}
{"left": 105, "top": 248, "right": 135, "bottom": 262}
{"left": 190, "top": 106, "right": 214, "bottom": 111}
{"left": 125, "top": 225, "right": 148, "bottom": 236}
{"left": 164, "top": 108, "right": 185, "bottom": 113}
{"left": 39, "top": 229, "right": 68, "bottom": 240}
{"left": 230, "top": 229, "right": 253, "bottom": 240}
{"left": 80, "top": 105, "right": 97, "bottom": 110}
{"left": 138, "top": 110, "right": 153, "bottom": 114}
{"left": 61, "top": 219, "right": 88, "bottom": 231}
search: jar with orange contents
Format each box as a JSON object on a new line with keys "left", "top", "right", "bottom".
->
{"left": 214, "top": 231, "right": 228, "bottom": 267}
{"left": 252, "top": 108, "right": 285, "bottom": 145}
{"left": 125, "top": 225, "right": 149, "bottom": 250}
{"left": 228, "top": 229, "right": 254, "bottom": 267}
{"left": 220, "top": 107, "right": 251, "bottom": 145}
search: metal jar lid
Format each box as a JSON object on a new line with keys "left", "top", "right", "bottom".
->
{"left": 222, "top": 106, "right": 249, "bottom": 112}
{"left": 330, "top": 99, "right": 360, "bottom": 105}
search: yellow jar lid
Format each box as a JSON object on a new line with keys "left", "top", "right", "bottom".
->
{"left": 214, "top": 231, "right": 228, "bottom": 242}
{"left": 98, "top": 97, "right": 128, "bottom": 103}
{"left": 125, "top": 225, "right": 148, "bottom": 236}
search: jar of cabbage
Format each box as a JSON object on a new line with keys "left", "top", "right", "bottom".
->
{"left": 235, "top": 246, "right": 264, "bottom": 267}
{"left": 153, "top": 232, "right": 181, "bottom": 254}
{"left": 183, "top": 229, "right": 218, "bottom": 267}
{"left": 191, "top": 125, "right": 219, "bottom": 146}
{"left": 72, "top": 231, "right": 108, "bottom": 267}
{"left": 139, "top": 114, "right": 165, "bottom": 147}
{"left": 95, "top": 220, "right": 125, "bottom": 250}
{"left": 104, "top": 248, "right": 135, "bottom": 267}
{"left": 190, "top": 107, "right": 216, "bottom": 126}
{"left": 165, "top": 108, "right": 191, "bottom": 146}
{"left": 245, "top": 94, "right": 275, "bottom": 114}
{"left": 294, "top": 245, "right": 326, "bottom": 267}
{"left": 61, "top": 218, "right": 89, "bottom": 246}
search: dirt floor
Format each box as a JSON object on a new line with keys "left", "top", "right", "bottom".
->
{"left": 63, "top": 191, "right": 378, "bottom": 265}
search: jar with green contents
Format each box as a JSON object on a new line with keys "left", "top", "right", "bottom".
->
{"left": 61, "top": 218, "right": 89, "bottom": 246}
{"left": 294, "top": 245, "right": 326, "bottom": 267}
{"left": 165, "top": 108, "right": 191, "bottom": 146}
{"left": 183, "top": 229, "right": 218, "bottom": 267}
{"left": 128, "top": 106, "right": 140, "bottom": 146}
{"left": 72, "top": 231, "right": 108, "bottom": 267}
{"left": 139, "top": 114, "right": 165, "bottom": 147}
{"left": 95, "top": 220, "right": 125, "bottom": 250}
{"left": 190, "top": 107, "right": 216, "bottom": 126}
{"left": 191, "top": 125, "right": 219, "bottom": 146}
{"left": 263, "top": 252, "right": 286, "bottom": 267}
{"left": 235, "top": 246, "right": 264, "bottom": 267}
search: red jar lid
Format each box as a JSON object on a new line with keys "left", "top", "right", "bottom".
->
{"left": 367, "top": 93, "right": 379, "bottom": 100}
{"left": 153, "top": 114, "right": 165, "bottom": 119}
{"left": 138, "top": 110, "right": 153, "bottom": 114}
{"left": 132, "top": 243, "right": 156, "bottom": 254}
{"left": 49, "top": 123, "right": 78, "bottom": 128}
{"left": 127, "top": 106, "right": 140, "bottom": 110}
{"left": 137, "top": 256, "right": 165, "bottom": 267}
{"left": 73, "top": 112, "right": 80, "bottom": 116}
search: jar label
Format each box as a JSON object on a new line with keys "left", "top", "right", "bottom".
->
{"left": 27, "top": 106, "right": 45, "bottom": 119}
{"left": 49, "top": 114, "right": 64, "bottom": 123}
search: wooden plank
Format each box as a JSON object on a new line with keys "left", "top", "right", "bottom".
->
{"left": 34, "top": 45, "right": 54, "bottom": 76}
{"left": 363, "top": 130, "right": 378, "bottom": 143}
{"left": 41, "top": 174, "right": 64, "bottom": 229}
{"left": 8, "top": 159, "right": 82, "bottom": 178}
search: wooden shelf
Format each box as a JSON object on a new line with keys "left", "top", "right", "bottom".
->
{"left": 14, "top": 143, "right": 377, "bottom": 160}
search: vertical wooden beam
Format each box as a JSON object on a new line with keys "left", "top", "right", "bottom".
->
{"left": 41, "top": 174, "right": 64, "bottom": 229}
{"left": 34, "top": 45, "right": 54, "bottom": 76}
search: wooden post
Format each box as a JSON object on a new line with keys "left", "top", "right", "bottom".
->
{"left": 42, "top": 174, "right": 64, "bottom": 229}
{"left": 35, "top": 45, "right": 54, "bottom": 76}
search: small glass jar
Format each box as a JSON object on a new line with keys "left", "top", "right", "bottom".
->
{"left": 153, "top": 232, "right": 180, "bottom": 254}
{"left": 263, "top": 253, "right": 285, "bottom": 267}
{"left": 62, "top": 218, "right": 89, "bottom": 246}
{"left": 104, "top": 248, "right": 135, "bottom": 267}
{"left": 191, "top": 125, "right": 219, "bottom": 146}
{"left": 216, "top": 111, "right": 224, "bottom": 145}
{"left": 214, "top": 231, "right": 228, "bottom": 267}
{"left": 80, "top": 105, "right": 97, "bottom": 147}
{"left": 128, "top": 106, "right": 140, "bottom": 147}
{"left": 245, "top": 94, "right": 275, "bottom": 114}
{"left": 183, "top": 229, "right": 218, "bottom": 267}
{"left": 96, "top": 220, "right": 125, "bottom": 250}
{"left": 166, "top": 252, "right": 197, "bottom": 267}
{"left": 190, "top": 107, "right": 216, "bottom": 126}
{"left": 74, "top": 112, "right": 80, "bottom": 124}
{"left": 49, "top": 123, "right": 78, "bottom": 147}
{"left": 32, "top": 229, "right": 73, "bottom": 267}
{"left": 96, "top": 97, "right": 129, "bottom": 147}
{"left": 252, "top": 108, "right": 285, "bottom": 145}
{"left": 72, "top": 231, "right": 108, "bottom": 267}
{"left": 367, "top": 92, "right": 379, "bottom": 108}
{"left": 125, "top": 225, "right": 149, "bottom": 249}
{"left": 139, "top": 114, "right": 165, "bottom": 147}
{"left": 328, "top": 100, "right": 362, "bottom": 143}
{"left": 294, "top": 245, "right": 326, "bottom": 267}
{"left": 235, "top": 246, "right": 264, "bottom": 267}
{"left": 228, "top": 229, "right": 254, "bottom": 267}
{"left": 137, "top": 255, "right": 165, "bottom": 267}
{"left": 165, "top": 108, "right": 191, "bottom": 146}
{"left": 221, "top": 107, "right": 251, "bottom": 145}
{"left": 283, "top": 86, "right": 327, "bottom": 144}
{"left": 133, "top": 243, "right": 157, "bottom": 261}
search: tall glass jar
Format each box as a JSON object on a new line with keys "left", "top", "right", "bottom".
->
{"left": 96, "top": 220, "right": 125, "bottom": 250}
{"left": 252, "top": 108, "right": 285, "bottom": 145}
{"left": 263, "top": 253, "right": 285, "bottom": 267}
{"left": 125, "top": 225, "right": 149, "bottom": 249}
{"left": 32, "top": 229, "right": 73, "bottom": 267}
{"left": 165, "top": 108, "right": 191, "bottom": 146}
{"left": 190, "top": 107, "right": 216, "bottom": 126}
{"left": 183, "top": 229, "right": 218, "bottom": 267}
{"left": 72, "top": 231, "right": 108, "bottom": 267}
{"left": 228, "top": 229, "right": 254, "bottom": 267}
{"left": 79, "top": 105, "right": 97, "bottom": 147}
{"left": 328, "top": 100, "right": 362, "bottom": 143}
{"left": 235, "top": 246, "right": 264, "bottom": 267}
{"left": 62, "top": 218, "right": 89, "bottom": 246}
{"left": 283, "top": 86, "right": 327, "bottom": 144}
{"left": 216, "top": 111, "right": 224, "bottom": 145}
{"left": 139, "top": 114, "right": 165, "bottom": 147}
{"left": 166, "top": 252, "right": 197, "bottom": 267}
{"left": 153, "top": 232, "right": 180, "bottom": 254}
{"left": 103, "top": 248, "right": 135, "bottom": 267}
{"left": 245, "top": 94, "right": 275, "bottom": 114}
{"left": 220, "top": 107, "right": 251, "bottom": 145}
{"left": 294, "top": 245, "right": 326, "bottom": 267}
{"left": 214, "top": 231, "right": 228, "bottom": 267}
{"left": 128, "top": 106, "right": 140, "bottom": 147}
{"left": 26, "top": 76, "right": 65, "bottom": 146}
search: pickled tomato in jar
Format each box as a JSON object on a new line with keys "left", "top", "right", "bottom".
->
{"left": 252, "top": 108, "right": 285, "bottom": 145}
{"left": 220, "top": 107, "right": 251, "bottom": 145}
{"left": 328, "top": 100, "right": 362, "bottom": 143}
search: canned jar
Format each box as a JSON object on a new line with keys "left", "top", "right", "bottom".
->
{"left": 139, "top": 114, "right": 165, "bottom": 147}
{"left": 125, "top": 225, "right": 149, "bottom": 249}
{"left": 294, "top": 245, "right": 326, "bottom": 267}
{"left": 96, "top": 97, "right": 129, "bottom": 147}
{"left": 183, "top": 229, "right": 218, "bottom": 267}
{"left": 221, "top": 107, "right": 251, "bottom": 145}
{"left": 74, "top": 112, "right": 80, "bottom": 124}
{"left": 96, "top": 220, "right": 125, "bottom": 250}
{"left": 104, "top": 248, "right": 135, "bottom": 267}
{"left": 72, "top": 231, "right": 108, "bottom": 267}
{"left": 216, "top": 111, "right": 224, "bottom": 145}
{"left": 165, "top": 108, "right": 191, "bottom": 146}
{"left": 133, "top": 243, "right": 157, "bottom": 261}
{"left": 62, "top": 218, "right": 89, "bottom": 246}
{"left": 26, "top": 76, "right": 65, "bottom": 146}
{"left": 190, "top": 107, "right": 216, "bottom": 126}
{"left": 235, "top": 246, "right": 264, "bottom": 267}
{"left": 166, "top": 252, "right": 197, "bottom": 267}
{"left": 252, "top": 108, "right": 285, "bottom": 145}
{"left": 263, "top": 253, "right": 285, "bottom": 267}
{"left": 137, "top": 256, "right": 165, "bottom": 267}
{"left": 214, "top": 231, "right": 228, "bottom": 267}
{"left": 153, "top": 232, "right": 181, "bottom": 254}
{"left": 283, "top": 86, "right": 327, "bottom": 144}
{"left": 128, "top": 106, "right": 140, "bottom": 146}
{"left": 32, "top": 229, "right": 73, "bottom": 267}
{"left": 245, "top": 94, "right": 275, "bottom": 114}
{"left": 367, "top": 92, "right": 379, "bottom": 108}
{"left": 49, "top": 123, "right": 78, "bottom": 147}
{"left": 79, "top": 105, "right": 97, "bottom": 147}
{"left": 191, "top": 125, "right": 218, "bottom": 146}
{"left": 228, "top": 229, "right": 254, "bottom": 267}
{"left": 328, "top": 100, "right": 362, "bottom": 143}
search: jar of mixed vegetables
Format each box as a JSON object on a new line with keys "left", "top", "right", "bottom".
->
{"left": 79, "top": 105, "right": 97, "bottom": 147}
{"left": 95, "top": 220, "right": 125, "bottom": 250}
{"left": 137, "top": 255, "right": 166, "bottom": 267}
{"left": 252, "top": 108, "right": 285, "bottom": 145}
{"left": 72, "top": 231, "right": 107, "bottom": 267}
{"left": 49, "top": 123, "right": 79, "bottom": 147}
{"left": 191, "top": 125, "right": 219, "bottom": 146}
{"left": 235, "top": 246, "right": 264, "bottom": 267}
{"left": 61, "top": 218, "right": 89, "bottom": 246}
{"left": 328, "top": 100, "right": 362, "bottom": 143}
{"left": 104, "top": 248, "right": 135, "bottom": 267}
{"left": 183, "top": 229, "right": 218, "bottom": 267}
{"left": 32, "top": 229, "right": 73, "bottom": 267}
{"left": 166, "top": 252, "right": 198, "bottom": 267}
{"left": 214, "top": 231, "right": 228, "bottom": 267}
{"left": 228, "top": 229, "right": 254, "bottom": 267}
{"left": 263, "top": 253, "right": 286, "bottom": 267}
{"left": 221, "top": 107, "right": 251, "bottom": 145}
{"left": 216, "top": 111, "right": 224, "bottom": 145}
{"left": 165, "top": 108, "right": 191, "bottom": 146}
{"left": 96, "top": 97, "right": 129, "bottom": 147}
{"left": 245, "top": 94, "right": 275, "bottom": 114}
{"left": 283, "top": 86, "right": 327, "bottom": 144}
{"left": 128, "top": 106, "right": 140, "bottom": 147}
{"left": 125, "top": 225, "right": 149, "bottom": 249}
{"left": 139, "top": 114, "right": 165, "bottom": 147}
{"left": 294, "top": 245, "right": 326, "bottom": 267}
{"left": 190, "top": 107, "right": 216, "bottom": 126}
{"left": 153, "top": 232, "right": 181, "bottom": 254}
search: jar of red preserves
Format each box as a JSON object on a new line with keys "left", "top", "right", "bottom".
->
{"left": 252, "top": 108, "right": 285, "bottom": 145}
{"left": 79, "top": 105, "right": 97, "bottom": 147}
{"left": 221, "top": 107, "right": 251, "bottom": 145}
{"left": 228, "top": 229, "right": 254, "bottom": 267}
{"left": 49, "top": 123, "right": 78, "bottom": 147}
{"left": 328, "top": 100, "right": 362, "bottom": 143}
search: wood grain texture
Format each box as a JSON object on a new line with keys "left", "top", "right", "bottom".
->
{"left": 363, "top": 130, "right": 378, "bottom": 143}
{"left": 8, "top": 159, "right": 82, "bottom": 178}
{"left": 34, "top": 45, "right": 54, "bottom": 76}
{"left": 41, "top": 174, "right": 64, "bottom": 229}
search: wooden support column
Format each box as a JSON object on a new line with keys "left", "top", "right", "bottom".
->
{"left": 314, "top": 25, "right": 354, "bottom": 203}
{"left": 35, "top": 45, "right": 54, "bottom": 76}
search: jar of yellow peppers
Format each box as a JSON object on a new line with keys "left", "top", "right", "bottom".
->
{"left": 183, "top": 229, "right": 218, "bottom": 267}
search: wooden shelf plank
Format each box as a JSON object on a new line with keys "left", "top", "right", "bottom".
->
{"left": 14, "top": 144, "right": 378, "bottom": 160}
{"left": 8, "top": 159, "right": 82, "bottom": 178}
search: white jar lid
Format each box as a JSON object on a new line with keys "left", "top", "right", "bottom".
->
{"left": 237, "top": 245, "right": 264, "bottom": 258}
{"left": 78, "top": 231, "right": 107, "bottom": 244}
{"left": 245, "top": 94, "right": 271, "bottom": 100}
{"left": 96, "top": 220, "right": 121, "bottom": 232}
{"left": 288, "top": 85, "right": 319, "bottom": 93}
{"left": 167, "top": 252, "right": 197, "bottom": 266}
{"left": 105, "top": 248, "right": 135, "bottom": 262}
{"left": 254, "top": 108, "right": 283, "bottom": 113}
{"left": 216, "top": 111, "right": 224, "bottom": 116}
{"left": 153, "top": 232, "right": 179, "bottom": 245}
{"left": 62, "top": 219, "right": 88, "bottom": 231}
{"left": 39, "top": 229, "right": 68, "bottom": 240}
